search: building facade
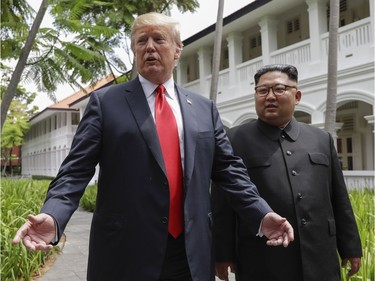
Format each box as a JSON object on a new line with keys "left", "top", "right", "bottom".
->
{"left": 22, "top": 0, "right": 374, "bottom": 188}
{"left": 176, "top": 0, "right": 374, "bottom": 188}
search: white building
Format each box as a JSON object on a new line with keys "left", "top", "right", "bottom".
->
{"left": 22, "top": 0, "right": 374, "bottom": 188}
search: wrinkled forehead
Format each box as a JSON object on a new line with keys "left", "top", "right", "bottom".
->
{"left": 133, "top": 25, "right": 170, "bottom": 38}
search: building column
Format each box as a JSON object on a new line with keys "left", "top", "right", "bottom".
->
{"left": 370, "top": 0, "right": 374, "bottom": 56}
{"left": 198, "top": 47, "right": 212, "bottom": 97}
{"left": 226, "top": 32, "right": 243, "bottom": 86}
{"left": 311, "top": 120, "right": 344, "bottom": 149}
{"left": 306, "top": 0, "right": 328, "bottom": 64}
{"left": 258, "top": 16, "right": 278, "bottom": 65}
{"left": 364, "top": 115, "right": 374, "bottom": 170}
{"left": 176, "top": 59, "right": 185, "bottom": 85}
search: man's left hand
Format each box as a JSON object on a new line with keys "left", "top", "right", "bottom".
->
{"left": 342, "top": 257, "right": 361, "bottom": 276}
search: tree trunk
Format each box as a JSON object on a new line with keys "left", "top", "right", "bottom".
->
{"left": 324, "top": 0, "right": 339, "bottom": 139}
{"left": 209, "top": 0, "right": 225, "bottom": 105}
{"left": 131, "top": 57, "right": 138, "bottom": 79}
{"left": 1, "top": 0, "right": 50, "bottom": 130}
{"left": 9, "top": 147, "right": 13, "bottom": 177}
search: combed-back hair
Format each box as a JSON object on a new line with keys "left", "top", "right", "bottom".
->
{"left": 254, "top": 64, "right": 298, "bottom": 84}
{"left": 130, "top": 12, "right": 183, "bottom": 52}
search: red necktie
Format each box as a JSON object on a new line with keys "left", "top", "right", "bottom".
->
{"left": 155, "top": 85, "right": 183, "bottom": 238}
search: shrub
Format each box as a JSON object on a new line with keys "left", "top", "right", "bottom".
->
{"left": 79, "top": 185, "right": 97, "bottom": 212}
{"left": 1, "top": 179, "right": 373, "bottom": 280}
{"left": 341, "top": 188, "right": 374, "bottom": 281}
{"left": 1, "top": 179, "right": 59, "bottom": 281}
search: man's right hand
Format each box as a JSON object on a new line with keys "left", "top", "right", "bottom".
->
{"left": 12, "top": 213, "right": 56, "bottom": 251}
{"left": 215, "top": 262, "right": 236, "bottom": 281}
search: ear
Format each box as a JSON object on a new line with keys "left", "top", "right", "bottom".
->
{"left": 174, "top": 46, "right": 182, "bottom": 60}
{"left": 295, "top": 90, "right": 302, "bottom": 105}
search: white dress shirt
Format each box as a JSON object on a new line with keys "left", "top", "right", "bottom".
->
{"left": 139, "top": 75, "right": 185, "bottom": 170}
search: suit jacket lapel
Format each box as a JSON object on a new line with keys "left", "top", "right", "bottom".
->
{"left": 123, "top": 78, "right": 166, "bottom": 175}
{"left": 176, "top": 85, "right": 197, "bottom": 187}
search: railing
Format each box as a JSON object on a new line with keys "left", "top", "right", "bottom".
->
{"left": 343, "top": 170, "right": 374, "bottom": 190}
{"left": 271, "top": 40, "right": 311, "bottom": 66}
{"left": 182, "top": 17, "right": 372, "bottom": 95}
{"left": 237, "top": 58, "right": 263, "bottom": 86}
{"left": 184, "top": 79, "right": 201, "bottom": 93}
{"left": 322, "top": 17, "right": 372, "bottom": 56}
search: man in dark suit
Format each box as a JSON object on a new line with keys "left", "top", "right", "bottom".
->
{"left": 13, "top": 14, "right": 294, "bottom": 281}
{"left": 213, "top": 64, "right": 362, "bottom": 281}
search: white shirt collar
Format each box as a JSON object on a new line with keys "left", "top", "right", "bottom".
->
{"left": 138, "top": 75, "right": 176, "bottom": 99}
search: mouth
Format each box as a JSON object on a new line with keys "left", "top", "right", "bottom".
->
{"left": 146, "top": 56, "right": 158, "bottom": 62}
{"left": 265, "top": 103, "right": 277, "bottom": 109}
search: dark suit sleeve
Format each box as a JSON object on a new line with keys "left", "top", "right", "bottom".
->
{"left": 210, "top": 104, "right": 272, "bottom": 235}
{"left": 212, "top": 183, "right": 237, "bottom": 262}
{"left": 41, "top": 91, "right": 103, "bottom": 240}
{"left": 329, "top": 135, "right": 363, "bottom": 258}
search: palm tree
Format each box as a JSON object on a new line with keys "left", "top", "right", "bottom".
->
{"left": 324, "top": 0, "right": 339, "bottom": 141}
{"left": 209, "top": 0, "right": 225, "bottom": 105}
{"left": 1, "top": 0, "right": 50, "bottom": 130}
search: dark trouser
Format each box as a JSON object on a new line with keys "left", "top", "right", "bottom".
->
{"left": 159, "top": 234, "right": 192, "bottom": 281}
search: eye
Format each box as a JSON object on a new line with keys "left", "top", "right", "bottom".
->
{"left": 274, "top": 85, "right": 286, "bottom": 94}
{"left": 156, "top": 37, "right": 166, "bottom": 43}
{"left": 256, "top": 87, "right": 268, "bottom": 95}
{"left": 136, "top": 38, "right": 147, "bottom": 45}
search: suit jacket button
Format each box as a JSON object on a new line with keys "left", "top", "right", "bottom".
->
{"left": 162, "top": 217, "right": 168, "bottom": 224}
{"left": 286, "top": 150, "right": 292, "bottom": 155}
{"left": 292, "top": 170, "right": 297, "bottom": 176}
{"left": 301, "top": 218, "right": 307, "bottom": 225}
{"left": 297, "top": 193, "right": 303, "bottom": 199}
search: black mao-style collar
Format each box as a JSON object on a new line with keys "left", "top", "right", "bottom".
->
{"left": 256, "top": 117, "right": 300, "bottom": 142}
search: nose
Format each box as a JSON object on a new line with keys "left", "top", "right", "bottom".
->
{"left": 265, "top": 88, "right": 277, "bottom": 99}
{"left": 146, "top": 38, "right": 156, "bottom": 52}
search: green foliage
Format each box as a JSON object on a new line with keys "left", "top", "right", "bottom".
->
{"left": 1, "top": 178, "right": 373, "bottom": 280}
{"left": 1, "top": 179, "right": 58, "bottom": 281}
{"left": 3, "top": 0, "right": 199, "bottom": 98}
{"left": 0, "top": 179, "right": 96, "bottom": 280}
{"left": 0, "top": 0, "right": 34, "bottom": 60}
{"left": 80, "top": 185, "right": 98, "bottom": 212}
{"left": 341, "top": 189, "right": 374, "bottom": 281}
{"left": 1, "top": 68, "right": 37, "bottom": 175}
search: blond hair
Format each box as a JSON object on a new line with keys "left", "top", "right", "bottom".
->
{"left": 130, "top": 12, "right": 183, "bottom": 52}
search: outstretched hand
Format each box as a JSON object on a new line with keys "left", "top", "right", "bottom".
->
{"left": 12, "top": 213, "right": 56, "bottom": 252}
{"left": 261, "top": 212, "right": 294, "bottom": 247}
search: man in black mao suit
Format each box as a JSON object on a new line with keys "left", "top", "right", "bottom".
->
{"left": 213, "top": 64, "right": 362, "bottom": 281}
{"left": 13, "top": 14, "right": 294, "bottom": 281}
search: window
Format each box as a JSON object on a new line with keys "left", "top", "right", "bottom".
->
{"left": 71, "top": 112, "right": 80, "bottom": 125}
{"left": 340, "top": 0, "right": 347, "bottom": 12}
{"left": 250, "top": 35, "right": 262, "bottom": 49}
{"left": 286, "top": 17, "right": 300, "bottom": 34}
{"left": 337, "top": 137, "right": 354, "bottom": 170}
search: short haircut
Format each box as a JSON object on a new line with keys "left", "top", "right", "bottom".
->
{"left": 130, "top": 12, "right": 183, "bottom": 52}
{"left": 254, "top": 64, "right": 298, "bottom": 85}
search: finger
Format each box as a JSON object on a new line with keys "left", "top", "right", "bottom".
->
{"left": 348, "top": 260, "right": 361, "bottom": 276}
{"left": 282, "top": 232, "right": 290, "bottom": 247}
{"left": 22, "top": 236, "right": 36, "bottom": 251}
{"left": 341, "top": 259, "right": 348, "bottom": 267}
{"left": 35, "top": 243, "right": 53, "bottom": 252}
{"left": 28, "top": 214, "right": 42, "bottom": 224}
{"left": 266, "top": 236, "right": 283, "bottom": 246}
{"left": 287, "top": 223, "right": 294, "bottom": 241}
{"left": 12, "top": 222, "right": 31, "bottom": 245}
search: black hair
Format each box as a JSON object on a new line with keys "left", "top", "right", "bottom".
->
{"left": 254, "top": 64, "right": 298, "bottom": 85}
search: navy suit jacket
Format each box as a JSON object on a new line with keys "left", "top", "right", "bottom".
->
{"left": 41, "top": 77, "right": 272, "bottom": 281}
